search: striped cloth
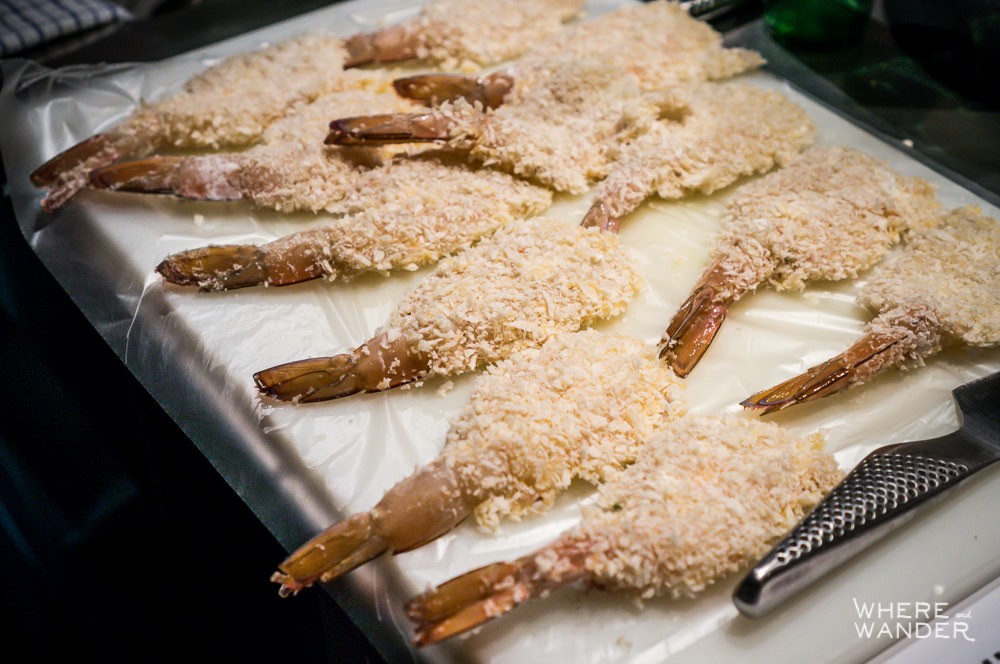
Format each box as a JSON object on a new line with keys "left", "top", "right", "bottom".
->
{"left": 0, "top": 0, "right": 132, "bottom": 57}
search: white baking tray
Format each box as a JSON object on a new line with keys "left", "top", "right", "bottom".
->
{"left": 2, "top": 1, "right": 999, "bottom": 662}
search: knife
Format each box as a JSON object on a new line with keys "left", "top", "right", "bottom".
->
{"left": 680, "top": 0, "right": 752, "bottom": 20}
{"left": 733, "top": 370, "right": 1000, "bottom": 618}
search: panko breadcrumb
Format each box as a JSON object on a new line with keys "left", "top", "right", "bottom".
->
{"left": 858, "top": 205, "right": 1000, "bottom": 362}
{"left": 411, "top": 0, "right": 584, "bottom": 69}
{"left": 439, "top": 59, "right": 658, "bottom": 193}
{"left": 385, "top": 218, "right": 643, "bottom": 378}
{"left": 514, "top": 0, "right": 764, "bottom": 93}
{"left": 269, "top": 329, "right": 685, "bottom": 596}
{"left": 138, "top": 86, "right": 419, "bottom": 212}
{"left": 125, "top": 33, "right": 361, "bottom": 152}
{"left": 712, "top": 145, "right": 941, "bottom": 297}
{"left": 443, "top": 330, "right": 686, "bottom": 530}
{"left": 252, "top": 157, "right": 553, "bottom": 282}
{"left": 578, "top": 414, "right": 842, "bottom": 598}
{"left": 594, "top": 82, "right": 816, "bottom": 219}
{"left": 36, "top": 32, "right": 369, "bottom": 209}
{"left": 406, "top": 414, "right": 842, "bottom": 645}
{"left": 740, "top": 206, "right": 999, "bottom": 412}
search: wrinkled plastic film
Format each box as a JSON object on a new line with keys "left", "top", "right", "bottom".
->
{"left": 3, "top": 1, "right": 1000, "bottom": 662}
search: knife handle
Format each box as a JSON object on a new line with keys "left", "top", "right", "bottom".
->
{"left": 733, "top": 433, "right": 992, "bottom": 618}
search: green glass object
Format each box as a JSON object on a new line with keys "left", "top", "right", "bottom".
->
{"left": 764, "top": 0, "right": 874, "bottom": 46}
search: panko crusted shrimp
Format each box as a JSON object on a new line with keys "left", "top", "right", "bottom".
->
{"left": 342, "top": 0, "right": 584, "bottom": 70}
{"left": 31, "top": 32, "right": 367, "bottom": 211}
{"left": 743, "top": 205, "right": 1000, "bottom": 413}
{"left": 581, "top": 81, "right": 816, "bottom": 231}
{"left": 327, "top": 58, "right": 660, "bottom": 194}
{"left": 154, "top": 154, "right": 553, "bottom": 290}
{"left": 271, "top": 330, "right": 685, "bottom": 596}
{"left": 661, "top": 145, "right": 941, "bottom": 377}
{"left": 253, "top": 218, "right": 641, "bottom": 402}
{"left": 88, "top": 87, "right": 422, "bottom": 212}
{"left": 32, "top": 0, "right": 582, "bottom": 211}
{"left": 405, "top": 413, "right": 842, "bottom": 646}
{"left": 393, "top": 0, "right": 764, "bottom": 110}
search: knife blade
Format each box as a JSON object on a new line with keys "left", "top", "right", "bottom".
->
{"left": 733, "top": 370, "right": 1000, "bottom": 618}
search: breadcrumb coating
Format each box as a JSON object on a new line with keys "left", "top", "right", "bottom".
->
{"left": 37, "top": 33, "right": 375, "bottom": 207}
{"left": 595, "top": 82, "right": 816, "bottom": 219}
{"left": 712, "top": 145, "right": 941, "bottom": 298}
{"left": 413, "top": 0, "right": 584, "bottom": 69}
{"left": 440, "top": 59, "right": 659, "bottom": 193}
{"left": 157, "top": 87, "right": 419, "bottom": 212}
{"left": 513, "top": 0, "right": 764, "bottom": 93}
{"left": 442, "top": 330, "right": 686, "bottom": 530}
{"left": 385, "top": 218, "right": 642, "bottom": 378}
{"left": 121, "top": 33, "right": 365, "bottom": 152}
{"left": 859, "top": 206, "right": 1000, "bottom": 349}
{"left": 254, "top": 156, "right": 552, "bottom": 281}
{"left": 576, "top": 414, "right": 842, "bottom": 599}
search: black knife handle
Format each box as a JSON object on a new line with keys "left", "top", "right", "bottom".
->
{"left": 733, "top": 432, "right": 993, "bottom": 618}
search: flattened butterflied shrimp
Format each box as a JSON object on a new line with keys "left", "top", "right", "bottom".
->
{"left": 743, "top": 205, "right": 1000, "bottom": 414}
{"left": 31, "top": 33, "right": 371, "bottom": 211}
{"left": 32, "top": 2, "right": 584, "bottom": 211}
{"left": 406, "top": 414, "right": 842, "bottom": 646}
{"left": 660, "top": 145, "right": 941, "bottom": 377}
{"left": 154, "top": 155, "right": 552, "bottom": 290}
{"left": 394, "top": 1, "right": 763, "bottom": 108}
{"left": 88, "top": 88, "right": 420, "bottom": 212}
{"left": 329, "top": 59, "right": 660, "bottom": 194}
{"left": 344, "top": 0, "right": 584, "bottom": 69}
{"left": 271, "top": 330, "right": 685, "bottom": 596}
{"left": 580, "top": 82, "right": 816, "bottom": 229}
{"left": 253, "top": 218, "right": 641, "bottom": 402}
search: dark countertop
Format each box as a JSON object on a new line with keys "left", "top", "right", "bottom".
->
{"left": 728, "top": 0, "right": 1000, "bottom": 207}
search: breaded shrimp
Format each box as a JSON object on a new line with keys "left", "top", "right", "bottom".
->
{"left": 253, "top": 218, "right": 641, "bottom": 402}
{"left": 406, "top": 413, "right": 842, "bottom": 646}
{"left": 394, "top": 0, "right": 763, "bottom": 109}
{"left": 743, "top": 205, "right": 1000, "bottom": 413}
{"left": 272, "top": 330, "right": 685, "bottom": 596}
{"left": 153, "top": 154, "right": 552, "bottom": 290}
{"left": 32, "top": 0, "right": 584, "bottom": 210}
{"left": 661, "top": 145, "right": 941, "bottom": 376}
{"left": 31, "top": 33, "right": 365, "bottom": 211}
{"left": 581, "top": 81, "right": 816, "bottom": 230}
{"left": 328, "top": 58, "right": 660, "bottom": 193}
{"left": 344, "top": 0, "right": 584, "bottom": 70}
{"left": 88, "top": 87, "right": 420, "bottom": 212}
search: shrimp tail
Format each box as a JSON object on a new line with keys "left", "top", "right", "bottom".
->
{"left": 273, "top": 461, "right": 472, "bottom": 596}
{"left": 741, "top": 331, "right": 909, "bottom": 414}
{"left": 392, "top": 72, "right": 514, "bottom": 109}
{"left": 343, "top": 24, "right": 420, "bottom": 68}
{"left": 659, "top": 267, "right": 732, "bottom": 377}
{"left": 89, "top": 156, "right": 184, "bottom": 194}
{"left": 89, "top": 155, "right": 243, "bottom": 201}
{"left": 580, "top": 199, "right": 621, "bottom": 233}
{"left": 156, "top": 245, "right": 270, "bottom": 291}
{"left": 406, "top": 540, "right": 588, "bottom": 647}
{"left": 31, "top": 133, "right": 116, "bottom": 186}
{"left": 271, "top": 512, "right": 384, "bottom": 597}
{"left": 326, "top": 113, "right": 455, "bottom": 146}
{"left": 32, "top": 134, "right": 124, "bottom": 211}
{"left": 254, "top": 332, "right": 430, "bottom": 402}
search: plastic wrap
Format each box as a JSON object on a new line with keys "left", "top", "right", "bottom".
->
{"left": 2, "top": 1, "right": 999, "bottom": 662}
